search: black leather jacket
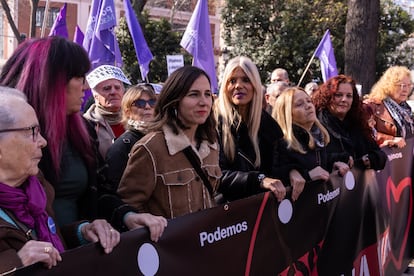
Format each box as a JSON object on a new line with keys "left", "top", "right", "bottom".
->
{"left": 218, "top": 111, "right": 283, "bottom": 201}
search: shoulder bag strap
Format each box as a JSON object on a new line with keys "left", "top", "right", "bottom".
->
{"left": 183, "top": 146, "right": 214, "bottom": 197}
{"left": 2, "top": 208, "right": 38, "bottom": 240}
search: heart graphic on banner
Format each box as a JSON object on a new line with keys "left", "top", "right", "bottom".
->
{"left": 385, "top": 177, "right": 412, "bottom": 270}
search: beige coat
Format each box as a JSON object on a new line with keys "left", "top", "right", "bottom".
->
{"left": 117, "top": 125, "right": 222, "bottom": 219}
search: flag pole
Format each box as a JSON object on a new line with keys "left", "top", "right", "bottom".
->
{"left": 41, "top": 0, "right": 51, "bottom": 38}
{"left": 297, "top": 52, "right": 316, "bottom": 87}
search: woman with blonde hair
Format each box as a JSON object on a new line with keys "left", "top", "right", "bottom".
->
{"left": 215, "top": 56, "right": 286, "bottom": 202}
{"left": 271, "top": 87, "right": 349, "bottom": 200}
{"left": 105, "top": 84, "right": 156, "bottom": 193}
{"left": 364, "top": 66, "right": 414, "bottom": 148}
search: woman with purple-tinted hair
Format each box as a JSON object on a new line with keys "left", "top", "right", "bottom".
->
{"left": 0, "top": 37, "right": 97, "bottom": 227}
{"left": 0, "top": 36, "right": 166, "bottom": 244}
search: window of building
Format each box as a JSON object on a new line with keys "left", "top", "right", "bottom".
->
{"left": 35, "top": 7, "right": 60, "bottom": 28}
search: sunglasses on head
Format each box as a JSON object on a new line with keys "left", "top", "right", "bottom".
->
{"left": 131, "top": 99, "right": 156, "bottom": 108}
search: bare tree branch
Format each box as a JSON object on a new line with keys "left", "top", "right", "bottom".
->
{"left": 0, "top": 0, "right": 24, "bottom": 43}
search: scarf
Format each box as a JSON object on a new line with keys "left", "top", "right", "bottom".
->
{"left": 310, "top": 124, "right": 325, "bottom": 148}
{"left": 96, "top": 103, "right": 122, "bottom": 125}
{"left": 0, "top": 176, "right": 65, "bottom": 252}
{"left": 127, "top": 119, "right": 149, "bottom": 134}
{"left": 383, "top": 97, "right": 414, "bottom": 138}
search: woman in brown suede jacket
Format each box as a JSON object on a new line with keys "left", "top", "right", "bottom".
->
{"left": 117, "top": 66, "right": 221, "bottom": 219}
{"left": 364, "top": 66, "right": 414, "bottom": 148}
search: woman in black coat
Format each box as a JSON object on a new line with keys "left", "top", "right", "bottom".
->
{"left": 214, "top": 56, "right": 285, "bottom": 202}
{"left": 313, "top": 75, "right": 386, "bottom": 172}
{"left": 271, "top": 87, "right": 349, "bottom": 201}
{"left": 105, "top": 84, "right": 157, "bottom": 193}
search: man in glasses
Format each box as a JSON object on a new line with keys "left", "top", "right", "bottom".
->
{"left": 84, "top": 65, "right": 131, "bottom": 159}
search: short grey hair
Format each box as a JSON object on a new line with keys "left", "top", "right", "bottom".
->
{"left": 266, "top": 82, "right": 289, "bottom": 98}
{"left": 0, "top": 86, "right": 28, "bottom": 129}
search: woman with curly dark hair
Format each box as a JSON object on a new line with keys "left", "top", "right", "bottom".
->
{"left": 312, "top": 74, "right": 386, "bottom": 171}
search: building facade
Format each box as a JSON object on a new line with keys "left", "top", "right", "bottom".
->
{"left": 0, "top": 0, "right": 223, "bottom": 67}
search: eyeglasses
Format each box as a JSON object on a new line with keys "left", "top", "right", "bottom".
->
{"left": 395, "top": 83, "right": 414, "bottom": 90}
{"left": 0, "top": 125, "right": 40, "bottom": 142}
{"left": 131, "top": 99, "right": 156, "bottom": 108}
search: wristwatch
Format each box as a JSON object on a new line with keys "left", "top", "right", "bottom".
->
{"left": 257, "top": 173, "right": 266, "bottom": 185}
{"left": 362, "top": 154, "right": 371, "bottom": 169}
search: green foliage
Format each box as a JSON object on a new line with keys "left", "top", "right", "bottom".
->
{"left": 222, "top": 0, "right": 347, "bottom": 85}
{"left": 387, "top": 36, "right": 414, "bottom": 70}
{"left": 116, "top": 12, "right": 184, "bottom": 84}
{"left": 222, "top": 0, "right": 414, "bottom": 85}
{"left": 379, "top": 0, "right": 414, "bottom": 74}
{"left": 116, "top": 0, "right": 414, "bottom": 85}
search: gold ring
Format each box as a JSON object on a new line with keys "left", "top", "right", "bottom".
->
{"left": 44, "top": 247, "right": 51, "bottom": 253}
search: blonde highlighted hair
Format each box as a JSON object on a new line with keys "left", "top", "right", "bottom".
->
{"left": 367, "top": 66, "right": 412, "bottom": 101}
{"left": 120, "top": 84, "right": 156, "bottom": 127}
{"left": 214, "top": 56, "right": 263, "bottom": 167}
{"left": 272, "top": 87, "right": 330, "bottom": 154}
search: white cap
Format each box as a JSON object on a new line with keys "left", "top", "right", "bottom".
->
{"left": 86, "top": 65, "right": 131, "bottom": 89}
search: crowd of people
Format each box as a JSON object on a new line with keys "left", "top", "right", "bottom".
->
{"left": 0, "top": 35, "right": 412, "bottom": 273}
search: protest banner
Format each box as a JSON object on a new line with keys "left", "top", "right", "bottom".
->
{"left": 17, "top": 139, "right": 414, "bottom": 275}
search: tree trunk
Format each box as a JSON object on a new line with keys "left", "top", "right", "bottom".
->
{"left": 0, "top": 0, "right": 24, "bottom": 43}
{"left": 344, "top": 0, "right": 380, "bottom": 94}
{"left": 132, "top": 0, "right": 147, "bottom": 12}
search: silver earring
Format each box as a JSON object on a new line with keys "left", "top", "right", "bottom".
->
{"left": 174, "top": 108, "right": 177, "bottom": 117}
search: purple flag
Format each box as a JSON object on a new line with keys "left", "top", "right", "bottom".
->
{"left": 123, "top": 0, "right": 153, "bottom": 81}
{"left": 314, "top": 29, "right": 338, "bottom": 82}
{"left": 74, "top": 25, "right": 92, "bottom": 110}
{"left": 74, "top": 25, "right": 84, "bottom": 45}
{"left": 180, "top": 0, "right": 218, "bottom": 92}
{"left": 83, "top": 0, "right": 100, "bottom": 52}
{"left": 86, "top": 0, "right": 122, "bottom": 69}
{"left": 49, "top": 3, "right": 68, "bottom": 38}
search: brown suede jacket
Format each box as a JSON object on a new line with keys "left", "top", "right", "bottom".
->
{"left": 365, "top": 99, "right": 398, "bottom": 145}
{"left": 117, "top": 125, "right": 222, "bottom": 219}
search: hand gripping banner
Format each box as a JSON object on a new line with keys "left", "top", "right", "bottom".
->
{"left": 16, "top": 138, "right": 414, "bottom": 275}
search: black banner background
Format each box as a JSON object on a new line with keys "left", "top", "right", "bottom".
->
{"left": 16, "top": 139, "right": 414, "bottom": 276}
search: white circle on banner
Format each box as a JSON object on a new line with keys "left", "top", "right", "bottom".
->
{"left": 345, "top": 171, "right": 355, "bottom": 190}
{"left": 137, "top": 243, "right": 159, "bottom": 276}
{"left": 278, "top": 199, "right": 293, "bottom": 224}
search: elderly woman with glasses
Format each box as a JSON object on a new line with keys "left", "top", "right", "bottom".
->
{"left": 0, "top": 87, "right": 120, "bottom": 274}
{"left": 0, "top": 36, "right": 165, "bottom": 245}
{"left": 105, "top": 84, "right": 157, "bottom": 193}
{"left": 364, "top": 66, "right": 414, "bottom": 148}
